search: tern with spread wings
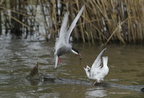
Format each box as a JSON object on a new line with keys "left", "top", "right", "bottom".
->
{"left": 83, "top": 48, "right": 109, "bottom": 85}
{"left": 54, "top": 5, "right": 85, "bottom": 68}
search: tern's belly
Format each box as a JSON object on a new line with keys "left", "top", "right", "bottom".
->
{"left": 57, "top": 46, "right": 71, "bottom": 56}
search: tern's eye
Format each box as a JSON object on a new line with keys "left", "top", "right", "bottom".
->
{"left": 88, "top": 69, "right": 90, "bottom": 72}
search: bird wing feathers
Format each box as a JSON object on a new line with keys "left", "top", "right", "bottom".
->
{"left": 54, "top": 13, "right": 69, "bottom": 53}
{"left": 90, "top": 48, "right": 107, "bottom": 75}
{"left": 92, "top": 56, "right": 109, "bottom": 82}
{"left": 101, "top": 56, "right": 109, "bottom": 75}
{"left": 65, "top": 5, "right": 85, "bottom": 44}
{"left": 59, "top": 13, "right": 69, "bottom": 43}
{"left": 54, "top": 5, "right": 85, "bottom": 68}
{"left": 55, "top": 5, "right": 85, "bottom": 51}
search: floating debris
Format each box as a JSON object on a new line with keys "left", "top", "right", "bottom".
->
{"left": 26, "top": 62, "right": 55, "bottom": 81}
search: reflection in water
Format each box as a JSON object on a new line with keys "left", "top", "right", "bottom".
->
{"left": 16, "top": 92, "right": 60, "bottom": 98}
{"left": 86, "top": 87, "right": 107, "bottom": 97}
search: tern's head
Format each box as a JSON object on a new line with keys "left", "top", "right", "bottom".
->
{"left": 71, "top": 47, "right": 82, "bottom": 57}
{"left": 83, "top": 65, "right": 91, "bottom": 77}
{"left": 83, "top": 65, "right": 91, "bottom": 72}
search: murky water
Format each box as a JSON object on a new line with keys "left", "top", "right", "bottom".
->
{"left": 0, "top": 36, "right": 144, "bottom": 98}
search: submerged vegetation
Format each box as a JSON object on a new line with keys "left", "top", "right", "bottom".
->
{"left": 0, "top": 0, "right": 144, "bottom": 44}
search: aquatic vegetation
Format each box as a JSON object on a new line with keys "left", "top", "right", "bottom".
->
{"left": 0, "top": 0, "right": 144, "bottom": 44}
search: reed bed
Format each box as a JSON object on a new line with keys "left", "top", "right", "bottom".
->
{"left": 0, "top": 0, "right": 144, "bottom": 44}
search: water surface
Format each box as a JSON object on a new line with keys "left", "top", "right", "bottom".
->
{"left": 0, "top": 37, "right": 144, "bottom": 98}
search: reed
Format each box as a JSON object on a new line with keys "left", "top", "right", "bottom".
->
{"left": 0, "top": 0, "right": 144, "bottom": 44}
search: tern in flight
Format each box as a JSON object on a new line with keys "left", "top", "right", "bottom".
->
{"left": 83, "top": 48, "right": 109, "bottom": 85}
{"left": 54, "top": 5, "right": 85, "bottom": 68}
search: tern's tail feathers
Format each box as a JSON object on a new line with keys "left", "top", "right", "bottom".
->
{"left": 55, "top": 55, "right": 58, "bottom": 68}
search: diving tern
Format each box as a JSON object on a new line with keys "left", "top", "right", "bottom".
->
{"left": 54, "top": 5, "right": 85, "bottom": 68}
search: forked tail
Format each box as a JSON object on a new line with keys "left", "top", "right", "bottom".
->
{"left": 55, "top": 55, "right": 58, "bottom": 68}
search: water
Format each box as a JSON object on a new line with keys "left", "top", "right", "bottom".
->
{"left": 0, "top": 37, "right": 144, "bottom": 98}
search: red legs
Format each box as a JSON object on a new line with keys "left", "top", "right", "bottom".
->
{"left": 58, "top": 57, "right": 62, "bottom": 64}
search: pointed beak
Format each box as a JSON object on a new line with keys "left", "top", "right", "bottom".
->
{"left": 78, "top": 53, "right": 82, "bottom": 57}
{"left": 77, "top": 54, "right": 82, "bottom": 59}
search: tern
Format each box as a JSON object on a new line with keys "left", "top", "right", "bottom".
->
{"left": 83, "top": 48, "right": 109, "bottom": 85}
{"left": 54, "top": 5, "right": 85, "bottom": 68}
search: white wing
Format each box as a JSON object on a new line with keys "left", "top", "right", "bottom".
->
{"left": 91, "top": 56, "right": 109, "bottom": 82}
{"left": 90, "top": 48, "right": 107, "bottom": 74}
{"left": 65, "top": 5, "right": 85, "bottom": 44}
{"left": 54, "top": 5, "right": 85, "bottom": 68}
{"left": 55, "top": 13, "right": 69, "bottom": 52}
{"left": 59, "top": 13, "right": 69, "bottom": 42}
{"left": 101, "top": 56, "right": 109, "bottom": 75}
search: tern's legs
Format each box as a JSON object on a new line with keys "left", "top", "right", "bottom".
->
{"left": 58, "top": 57, "right": 62, "bottom": 63}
